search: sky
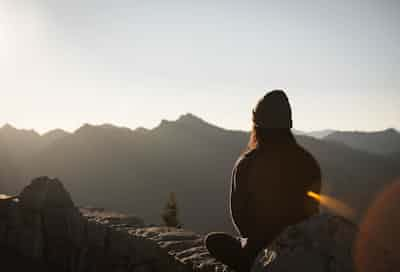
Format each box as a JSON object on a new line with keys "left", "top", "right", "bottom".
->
{"left": 0, "top": 0, "right": 399, "bottom": 134}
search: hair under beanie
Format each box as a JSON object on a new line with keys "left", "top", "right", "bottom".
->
{"left": 252, "top": 90, "right": 293, "bottom": 129}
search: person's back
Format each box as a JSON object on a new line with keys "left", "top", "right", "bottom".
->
{"left": 205, "top": 90, "right": 322, "bottom": 272}
{"left": 231, "top": 131, "right": 321, "bottom": 243}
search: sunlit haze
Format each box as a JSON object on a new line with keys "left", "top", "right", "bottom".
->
{"left": 0, "top": 0, "right": 399, "bottom": 134}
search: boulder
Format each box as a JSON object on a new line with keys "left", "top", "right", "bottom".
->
{"left": 251, "top": 214, "right": 357, "bottom": 272}
{"left": 8, "top": 177, "right": 84, "bottom": 269}
{"left": 18, "top": 176, "right": 74, "bottom": 210}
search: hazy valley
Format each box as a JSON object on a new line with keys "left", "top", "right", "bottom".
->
{"left": 0, "top": 114, "right": 399, "bottom": 233}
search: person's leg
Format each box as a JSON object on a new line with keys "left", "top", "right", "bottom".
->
{"left": 205, "top": 233, "right": 276, "bottom": 272}
{"left": 204, "top": 232, "right": 249, "bottom": 272}
{"left": 241, "top": 239, "right": 269, "bottom": 270}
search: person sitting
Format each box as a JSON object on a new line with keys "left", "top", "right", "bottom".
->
{"left": 205, "top": 90, "right": 322, "bottom": 272}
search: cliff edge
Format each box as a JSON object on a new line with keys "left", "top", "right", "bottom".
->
{"left": 2, "top": 177, "right": 393, "bottom": 272}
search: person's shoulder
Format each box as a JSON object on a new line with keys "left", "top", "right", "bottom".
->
{"left": 233, "top": 149, "right": 258, "bottom": 173}
{"left": 295, "top": 144, "right": 321, "bottom": 173}
{"left": 294, "top": 142, "right": 315, "bottom": 159}
{"left": 237, "top": 148, "right": 258, "bottom": 164}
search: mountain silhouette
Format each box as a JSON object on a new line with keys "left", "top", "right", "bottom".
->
{"left": 0, "top": 135, "right": 21, "bottom": 193}
{"left": 42, "top": 129, "right": 70, "bottom": 143}
{"left": 0, "top": 115, "right": 399, "bottom": 233}
{"left": 293, "top": 129, "right": 335, "bottom": 139}
{"left": 325, "top": 128, "right": 400, "bottom": 156}
{"left": 307, "top": 129, "right": 336, "bottom": 139}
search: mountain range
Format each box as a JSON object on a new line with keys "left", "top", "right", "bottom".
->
{"left": 325, "top": 128, "right": 400, "bottom": 155}
{"left": 0, "top": 114, "right": 399, "bottom": 233}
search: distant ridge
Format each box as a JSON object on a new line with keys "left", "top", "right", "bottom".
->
{"left": 325, "top": 128, "right": 400, "bottom": 155}
{"left": 42, "top": 129, "right": 70, "bottom": 142}
{"left": 156, "top": 113, "right": 227, "bottom": 132}
{"left": 177, "top": 113, "right": 208, "bottom": 125}
{"left": 1, "top": 118, "right": 396, "bottom": 141}
{"left": 308, "top": 129, "right": 335, "bottom": 139}
{"left": 73, "top": 123, "right": 135, "bottom": 136}
{"left": 292, "top": 129, "right": 335, "bottom": 139}
{"left": 0, "top": 114, "right": 398, "bottom": 233}
{"left": 1, "top": 123, "right": 40, "bottom": 137}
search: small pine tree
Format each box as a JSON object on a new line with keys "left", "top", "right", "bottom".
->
{"left": 162, "top": 192, "right": 181, "bottom": 228}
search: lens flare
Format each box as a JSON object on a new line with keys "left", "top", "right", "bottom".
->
{"left": 307, "top": 191, "right": 356, "bottom": 219}
{"left": 0, "top": 194, "right": 19, "bottom": 202}
{"left": 0, "top": 194, "right": 10, "bottom": 199}
{"left": 354, "top": 179, "right": 400, "bottom": 272}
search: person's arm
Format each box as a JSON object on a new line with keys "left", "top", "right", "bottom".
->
{"left": 230, "top": 155, "right": 252, "bottom": 237}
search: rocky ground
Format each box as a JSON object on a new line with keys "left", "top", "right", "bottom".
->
{"left": 1, "top": 177, "right": 396, "bottom": 272}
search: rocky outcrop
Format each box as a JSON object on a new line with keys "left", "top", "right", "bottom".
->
{"left": 3, "top": 177, "right": 394, "bottom": 272}
{"left": 251, "top": 215, "right": 357, "bottom": 272}
{"left": 0, "top": 177, "right": 228, "bottom": 272}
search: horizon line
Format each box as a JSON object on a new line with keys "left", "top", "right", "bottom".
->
{"left": 0, "top": 113, "right": 398, "bottom": 136}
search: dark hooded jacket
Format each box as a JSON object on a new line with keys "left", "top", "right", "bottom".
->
{"left": 230, "top": 90, "right": 321, "bottom": 243}
{"left": 230, "top": 133, "right": 321, "bottom": 241}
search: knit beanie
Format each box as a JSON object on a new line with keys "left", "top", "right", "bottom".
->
{"left": 252, "top": 90, "right": 293, "bottom": 129}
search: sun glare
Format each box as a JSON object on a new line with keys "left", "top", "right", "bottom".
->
{"left": 307, "top": 191, "right": 356, "bottom": 219}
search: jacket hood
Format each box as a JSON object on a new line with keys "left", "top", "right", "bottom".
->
{"left": 252, "top": 90, "right": 293, "bottom": 129}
